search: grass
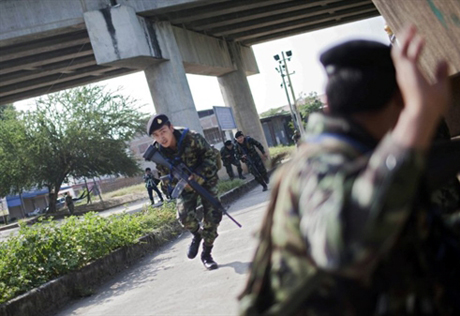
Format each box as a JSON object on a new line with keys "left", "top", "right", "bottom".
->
{"left": 217, "top": 178, "right": 245, "bottom": 195}
{"left": 103, "top": 183, "right": 145, "bottom": 199}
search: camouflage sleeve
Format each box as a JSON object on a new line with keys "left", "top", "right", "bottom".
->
{"left": 298, "top": 134, "right": 425, "bottom": 277}
{"left": 234, "top": 145, "right": 243, "bottom": 161}
{"left": 248, "top": 137, "right": 265, "bottom": 154}
{"left": 193, "top": 133, "right": 218, "bottom": 179}
{"left": 155, "top": 164, "right": 170, "bottom": 179}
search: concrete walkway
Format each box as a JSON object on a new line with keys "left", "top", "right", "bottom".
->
{"left": 54, "top": 185, "right": 270, "bottom": 316}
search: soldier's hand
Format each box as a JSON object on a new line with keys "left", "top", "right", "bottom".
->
{"left": 391, "top": 25, "right": 451, "bottom": 150}
{"left": 392, "top": 25, "right": 451, "bottom": 120}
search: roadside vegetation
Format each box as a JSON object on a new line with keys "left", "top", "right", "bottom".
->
{"left": 0, "top": 203, "right": 176, "bottom": 304}
{"left": 0, "top": 177, "right": 245, "bottom": 304}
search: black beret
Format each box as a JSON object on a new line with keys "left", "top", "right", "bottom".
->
{"left": 320, "top": 40, "right": 394, "bottom": 75}
{"left": 224, "top": 140, "right": 232, "bottom": 146}
{"left": 235, "top": 131, "right": 244, "bottom": 138}
{"left": 147, "top": 114, "right": 169, "bottom": 135}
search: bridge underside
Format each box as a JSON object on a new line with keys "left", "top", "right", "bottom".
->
{"left": 0, "top": 0, "right": 379, "bottom": 105}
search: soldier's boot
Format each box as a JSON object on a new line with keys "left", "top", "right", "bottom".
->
{"left": 238, "top": 172, "right": 246, "bottom": 180}
{"left": 201, "top": 244, "right": 218, "bottom": 270}
{"left": 187, "top": 231, "right": 202, "bottom": 259}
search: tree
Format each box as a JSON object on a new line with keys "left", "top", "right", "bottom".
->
{"left": 0, "top": 85, "right": 146, "bottom": 213}
{"left": 0, "top": 107, "right": 34, "bottom": 198}
{"left": 297, "top": 91, "right": 323, "bottom": 121}
{"left": 259, "top": 106, "right": 290, "bottom": 118}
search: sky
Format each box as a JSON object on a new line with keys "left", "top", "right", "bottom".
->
{"left": 14, "top": 16, "right": 390, "bottom": 115}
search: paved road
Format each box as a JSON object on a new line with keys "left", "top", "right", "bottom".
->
{"left": 54, "top": 185, "right": 270, "bottom": 316}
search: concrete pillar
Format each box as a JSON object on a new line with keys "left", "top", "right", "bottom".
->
{"left": 144, "top": 22, "right": 203, "bottom": 134}
{"left": 218, "top": 42, "right": 268, "bottom": 149}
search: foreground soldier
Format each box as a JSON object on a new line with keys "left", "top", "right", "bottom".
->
{"left": 239, "top": 27, "right": 459, "bottom": 315}
{"left": 220, "top": 140, "right": 245, "bottom": 180}
{"left": 147, "top": 114, "right": 221, "bottom": 270}
{"left": 234, "top": 131, "right": 269, "bottom": 191}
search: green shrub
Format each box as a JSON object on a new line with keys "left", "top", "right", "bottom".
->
{"left": 0, "top": 205, "right": 176, "bottom": 304}
{"left": 269, "top": 145, "right": 295, "bottom": 158}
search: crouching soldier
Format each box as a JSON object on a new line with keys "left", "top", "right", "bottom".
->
{"left": 147, "top": 114, "right": 222, "bottom": 270}
{"left": 220, "top": 140, "right": 245, "bottom": 180}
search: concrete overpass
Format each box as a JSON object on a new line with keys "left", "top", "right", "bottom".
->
{"left": 0, "top": 0, "right": 379, "bottom": 142}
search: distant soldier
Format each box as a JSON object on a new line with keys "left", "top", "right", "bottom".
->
{"left": 234, "top": 131, "right": 269, "bottom": 191}
{"left": 292, "top": 130, "right": 301, "bottom": 147}
{"left": 144, "top": 167, "right": 164, "bottom": 205}
{"left": 220, "top": 140, "right": 245, "bottom": 180}
{"left": 65, "top": 193, "right": 74, "bottom": 215}
{"left": 147, "top": 114, "right": 221, "bottom": 270}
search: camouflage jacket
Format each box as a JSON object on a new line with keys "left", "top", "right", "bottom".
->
{"left": 220, "top": 145, "right": 238, "bottom": 165}
{"left": 153, "top": 128, "right": 218, "bottom": 189}
{"left": 239, "top": 113, "right": 460, "bottom": 315}
{"left": 235, "top": 136, "right": 265, "bottom": 163}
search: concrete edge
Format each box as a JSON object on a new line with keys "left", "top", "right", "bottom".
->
{"left": 0, "top": 170, "right": 275, "bottom": 316}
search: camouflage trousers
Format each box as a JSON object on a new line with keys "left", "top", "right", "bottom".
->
{"left": 176, "top": 183, "right": 223, "bottom": 246}
{"left": 246, "top": 155, "right": 268, "bottom": 184}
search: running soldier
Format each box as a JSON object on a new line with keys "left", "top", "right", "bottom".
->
{"left": 147, "top": 114, "right": 221, "bottom": 270}
{"left": 220, "top": 140, "right": 245, "bottom": 180}
{"left": 234, "top": 131, "right": 269, "bottom": 191}
{"left": 143, "top": 167, "right": 164, "bottom": 205}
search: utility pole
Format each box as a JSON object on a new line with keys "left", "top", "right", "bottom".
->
{"left": 274, "top": 51, "right": 305, "bottom": 136}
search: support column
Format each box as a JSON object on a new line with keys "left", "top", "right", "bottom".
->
{"left": 144, "top": 22, "right": 203, "bottom": 134}
{"left": 218, "top": 43, "right": 268, "bottom": 149}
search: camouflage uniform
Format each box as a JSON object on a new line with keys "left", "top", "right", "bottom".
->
{"left": 220, "top": 145, "right": 243, "bottom": 180}
{"left": 239, "top": 113, "right": 460, "bottom": 315}
{"left": 235, "top": 136, "right": 268, "bottom": 184}
{"left": 154, "top": 128, "right": 222, "bottom": 247}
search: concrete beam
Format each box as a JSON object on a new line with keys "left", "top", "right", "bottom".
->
{"left": 0, "top": 68, "right": 137, "bottom": 105}
{"left": 0, "top": 0, "right": 89, "bottom": 44}
{"left": 244, "top": 10, "right": 379, "bottom": 45}
{"left": 172, "top": 27, "right": 234, "bottom": 76}
{"left": 210, "top": 0, "right": 372, "bottom": 36}
{"left": 166, "top": 0, "right": 289, "bottom": 24}
{"left": 1, "top": 56, "right": 97, "bottom": 86}
{"left": 230, "top": 4, "right": 378, "bottom": 41}
{"left": 0, "top": 31, "right": 90, "bottom": 63}
{"left": 84, "top": 5, "right": 163, "bottom": 69}
{"left": 0, "top": 44, "right": 94, "bottom": 75}
{"left": 0, "top": 65, "right": 115, "bottom": 97}
{"left": 188, "top": 0, "right": 343, "bottom": 30}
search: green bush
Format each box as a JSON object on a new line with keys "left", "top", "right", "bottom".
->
{"left": 0, "top": 204, "right": 176, "bottom": 304}
{"left": 269, "top": 145, "right": 295, "bottom": 158}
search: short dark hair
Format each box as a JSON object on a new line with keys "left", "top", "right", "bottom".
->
{"left": 320, "top": 40, "right": 398, "bottom": 115}
{"left": 145, "top": 167, "right": 151, "bottom": 172}
{"left": 225, "top": 140, "right": 232, "bottom": 146}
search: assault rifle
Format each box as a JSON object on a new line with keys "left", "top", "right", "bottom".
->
{"left": 240, "top": 151, "right": 267, "bottom": 185}
{"left": 143, "top": 145, "right": 242, "bottom": 228}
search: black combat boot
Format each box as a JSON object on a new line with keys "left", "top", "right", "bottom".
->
{"left": 201, "top": 244, "right": 218, "bottom": 270}
{"left": 187, "top": 231, "right": 202, "bottom": 259}
{"left": 238, "top": 173, "right": 246, "bottom": 180}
